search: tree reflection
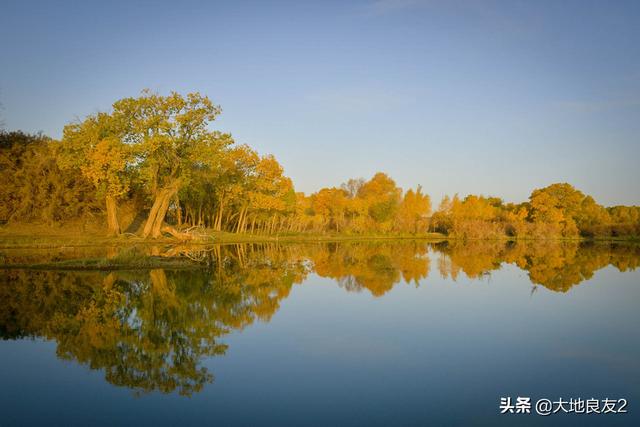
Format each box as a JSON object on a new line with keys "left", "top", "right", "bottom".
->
{"left": 0, "top": 244, "right": 308, "bottom": 396}
{"left": 307, "top": 242, "right": 430, "bottom": 296}
{"left": 434, "top": 241, "right": 640, "bottom": 292}
{"left": 0, "top": 241, "right": 638, "bottom": 395}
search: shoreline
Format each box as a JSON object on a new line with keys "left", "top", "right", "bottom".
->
{"left": 0, "top": 229, "right": 638, "bottom": 250}
{"left": 1, "top": 230, "right": 638, "bottom": 271}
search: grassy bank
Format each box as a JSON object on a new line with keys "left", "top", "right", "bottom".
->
{"left": 0, "top": 226, "right": 448, "bottom": 249}
{"left": 1, "top": 226, "right": 638, "bottom": 271}
{"left": 0, "top": 224, "right": 637, "bottom": 250}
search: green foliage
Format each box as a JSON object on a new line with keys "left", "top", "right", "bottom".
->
{"left": 111, "top": 90, "right": 231, "bottom": 195}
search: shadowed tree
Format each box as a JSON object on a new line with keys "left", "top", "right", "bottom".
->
{"left": 1, "top": 131, "right": 99, "bottom": 225}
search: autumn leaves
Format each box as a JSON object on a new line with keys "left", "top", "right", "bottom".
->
{"left": 56, "top": 90, "right": 433, "bottom": 237}
{"left": 1, "top": 90, "right": 638, "bottom": 239}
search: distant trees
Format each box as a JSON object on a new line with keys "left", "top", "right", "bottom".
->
{"left": 608, "top": 206, "right": 640, "bottom": 236}
{"left": 431, "top": 183, "right": 640, "bottom": 239}
{"left": 290, "top": 172, "right": 430, "bottom": 234}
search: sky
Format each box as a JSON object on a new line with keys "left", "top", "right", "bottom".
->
{"left": 1, "top": 0, "right": 639, "bottom": 206}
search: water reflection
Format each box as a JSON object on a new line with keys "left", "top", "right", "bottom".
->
{"left": 436, "top": 241, "right": 640, "bottom": 292}
{"left": 1, "top": 241, "right": 638, "bottom": 395}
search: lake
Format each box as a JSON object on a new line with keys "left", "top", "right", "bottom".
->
{"left": 1, "top": 241, "right": 639, "bottom": 426}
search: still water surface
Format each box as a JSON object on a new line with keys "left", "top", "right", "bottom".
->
{"left": 1, "top": 241, "right": 639, "bottom": 426}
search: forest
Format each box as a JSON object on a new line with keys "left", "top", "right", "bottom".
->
{"left": 1, "top": 90, "right": 639, "bottom": 240}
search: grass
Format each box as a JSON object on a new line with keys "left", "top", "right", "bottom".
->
{"left": 0, "top": 226, "right": 448, "bottom": 249}
{"left": 1, "top": 224, "right": 637, "bottom": 247}
{"left": 203, "top": 230, "right": 448, "bottom": 243}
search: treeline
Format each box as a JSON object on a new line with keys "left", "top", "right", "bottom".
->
{"left": 430, "top": 184, "right": 640, "bottom": 239}
{"left": 0, "top": 90, "right": 638, "bottom": 239}
{"left": 0, "top": 90, "right": 429, "bottom": 237}
{"left": 0, "top": 131, "right": 100, "bottom": 224}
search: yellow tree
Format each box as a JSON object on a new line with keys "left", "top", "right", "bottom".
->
{"left": 430, "top": 195, "right": 454, "bottom": 234}
{"left": 358, "top": 172, "right": 402, "bottom": 231}
{"left": 575, "top": 195, "right": 610, "bottom": 237}
{"left": 221, "top": 145, "right": 260, "bottom": 232}
{"left": 530, "top": 190, "right": 564, "bottom": 223}
{"left": 61, "top": 112, "right": 130, "bottom": 235}
{"left": 448, "top": 195, "right": 501, "bottom": 239}
{"left": 112, "top": 91, "right": 232, "bottom": 238}
{"left": 312, "top": 187, "right": 349, "bottom": 232}
{"left": 529, "top": 183, "right": 585, "bottom": 237}
{"left": 396, "top": 185, "right": 431, "bottom": 233}
{"left": 246, "top": 155, "right": 295, "bottom": 234}
{"left": 504, "top": 203, "right": 530, "bottom": 238}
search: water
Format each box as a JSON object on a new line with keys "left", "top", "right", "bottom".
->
{"left": 0, "top": 241, "right": 639, "bottom": 426}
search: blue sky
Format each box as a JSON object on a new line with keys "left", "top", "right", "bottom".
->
{"left": 1, "top": 0, "right": 639, "bottom": 206}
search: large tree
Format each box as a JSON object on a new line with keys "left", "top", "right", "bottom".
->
{"left": 112, "top": 91, "right": 233, "bottom": 238}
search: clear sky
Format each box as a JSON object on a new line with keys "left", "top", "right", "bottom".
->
{"left": 1, "top": 0, "right": 639, "bottom": 206}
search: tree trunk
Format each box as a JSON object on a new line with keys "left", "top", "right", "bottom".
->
{"left": 106, "top": 195, "right": 120, "bottom": 236}
{"left": 240, "top": 207, "right": 249, "bottom": 233}
{"left": 160, "top": 225, "right": 193, "bottom": 241}
{"left": 151, "top": 192, "right": 174, "bottom": 238}
{"left": 176, "top": 196, "right": 182, "bottom": 226}
{"left": 214, "top": 199, "right": 225, "bottom": 231}
{"left": 142, "top": 179, "right": 182, "bottom": 239}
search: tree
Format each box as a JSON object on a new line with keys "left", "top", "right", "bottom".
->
{"left": 358, "top": 172, "right": 402, "bottom": 228}
{"left": 575, "top": 195, "right": 610, "bottom": 237}
{"left": 62, "top": 113, "right": 130, "bottom": 235}
{"left": 246, "top": 155, "right": 295, "bottom": 234}
{"left": 396, "top": 186, "right": 431, "bottom": 233}
{"left": 112, "top": 90, "right": 233, "bottom": 238}
{"left": 529, "top": 183, "right": 586, "bottom": 237}
{"left": 341, "top": 178, "right": 365, "bottom": 199}
{"left": 312, "top": 187, "right": 349, "bottom": 232}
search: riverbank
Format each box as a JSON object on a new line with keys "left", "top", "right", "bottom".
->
{"left": 0, "top": 226, "right": 448, "bottom": 249}
{"left": 1, "top": 225, "right": 638, "bottom": 250}
{"left": 1, "top": 227, "right": 638, "bottom": 271}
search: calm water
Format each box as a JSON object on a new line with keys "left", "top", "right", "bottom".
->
{"left": 1, "top": 241, "right": 639, "bottom": 426}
